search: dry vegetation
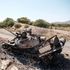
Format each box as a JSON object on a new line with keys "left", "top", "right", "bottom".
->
{"left": 51, "top": 26, "right": 70, "bottom": 31}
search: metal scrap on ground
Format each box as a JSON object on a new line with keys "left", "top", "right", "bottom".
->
{"left": 0, "top": 28, "right": 70, "bottom": 70}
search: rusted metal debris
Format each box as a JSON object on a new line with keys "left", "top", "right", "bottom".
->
{"left": 0, "top": 29, "right": 66, "bottom": 63}
{"left": 0, "top": 28, "right": 67, "bottom": 70}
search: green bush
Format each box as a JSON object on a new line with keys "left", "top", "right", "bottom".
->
{"left": 32, "top": 19, "right": 49, "bottom": 28}
{"left": 17, "top": 17, "right": 31, "bottom": 24}
{"left": 0, "top": 22, "right": 4, "bottom": 28}
{"left": 2, "top": 18, "right": 15, "bottom": 27}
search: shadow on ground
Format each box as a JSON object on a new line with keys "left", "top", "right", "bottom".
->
{"left": 6, "top": 49, "right": 70, "bottom": 70}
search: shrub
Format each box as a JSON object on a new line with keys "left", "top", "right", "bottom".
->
{"left": 32, "top": 19, "right": 49, "bottom": 28}
{"left": 14, "top": 23, "right": 22, "bottom": 28}
{"left": 17, "top": 17, "right": 31, "bottom": 24}
{"left": 0, "top": 22, "right": 4, "bottom": 28}
{"left": 2, "top": 18, "right": 15, "bottom": 27}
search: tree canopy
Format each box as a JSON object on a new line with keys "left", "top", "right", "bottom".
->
{"left": 17, "top": 17, "right": 31, "bottom": 24}
{"left": 0, "top": 18, "right": 15, "bottom": 27}
{"left": 32, "top": 19, "right": 49, "bottom": 28}
{"left": 3, "top": 18, "right": 15, "bottom": 27}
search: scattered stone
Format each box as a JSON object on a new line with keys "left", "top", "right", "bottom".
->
{"left": 7, "top": 65, "right": 18, "bottom": 70}
{"left": 0, "top": 59, "right": 12, "bottom": 70}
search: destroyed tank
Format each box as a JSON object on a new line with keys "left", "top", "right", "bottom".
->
{"left": 2, "top": 29, "right": 66, "bottom": 62}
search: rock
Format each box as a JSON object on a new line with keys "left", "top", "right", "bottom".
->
{"left": 0, "top": 59, "right": 12, "bottom": 70}
{"left": 7, "top": 65, "right": 18, "bottom": 70}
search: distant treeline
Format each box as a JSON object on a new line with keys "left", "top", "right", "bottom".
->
{"left": 0, "top": 17, "right": 70, "bottom": 28}
{"left": 50, "top": 23, "right": 70, "bottom": 27}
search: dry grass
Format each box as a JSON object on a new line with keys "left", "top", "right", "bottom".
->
{"left": 52, "top": 27, "right": 70, "bottom": 31}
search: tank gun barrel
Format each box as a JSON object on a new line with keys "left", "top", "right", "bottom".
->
{"left": 4, "top": 28, "right": 16, "bottom": 36}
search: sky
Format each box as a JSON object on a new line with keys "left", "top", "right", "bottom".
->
{"left": 0, "top": 0, "right": 70, "bottom": 22}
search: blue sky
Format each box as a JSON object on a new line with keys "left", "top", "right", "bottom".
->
{"left": 0, "top": 0, "right": 70, "bottom": 22}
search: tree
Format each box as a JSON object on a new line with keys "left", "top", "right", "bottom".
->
{"left": 17, "top": 17, "right": 31, "bottom": 24}
{"left": 32, "top": 19, "right": 49, "bottom": 28}
{"left": 3, "top": 18, "right": 15, "bottom": 27}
